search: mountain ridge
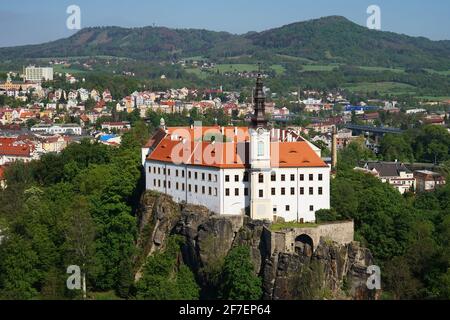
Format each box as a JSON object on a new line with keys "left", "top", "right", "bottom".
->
{"left": 1, "top": 16, "right": 449, "bottom": 69}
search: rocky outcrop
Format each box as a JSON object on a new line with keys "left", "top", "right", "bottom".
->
{"left": 263, "top": 239, "right": 378, "bottom": 300}
{"left": 135, "top": 192, "right": 379, "bottom": 300}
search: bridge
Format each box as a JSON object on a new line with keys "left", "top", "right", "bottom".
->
{"left": 344, "top": 124, "right": 403, "bottom": 136}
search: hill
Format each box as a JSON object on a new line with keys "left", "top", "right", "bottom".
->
{"left": 1, "top": 16, "right": 449, "bottom": 69}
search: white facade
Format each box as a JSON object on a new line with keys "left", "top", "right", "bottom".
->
{"left": 31, "top": 124, "right": 82, "bottom": 135}
{"left": 25, "top": 66, "right": 53, "bottom": 82}
{"left": 144, "top": 159, "right": 330, "bottom": 222}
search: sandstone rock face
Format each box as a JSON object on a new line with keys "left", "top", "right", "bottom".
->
{"left": 136, "top": 192, "right": 379, "bottom": 300}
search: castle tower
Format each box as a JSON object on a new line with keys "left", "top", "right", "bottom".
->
{"left": 249, "top": 74, "right": 273, "bottom": 221}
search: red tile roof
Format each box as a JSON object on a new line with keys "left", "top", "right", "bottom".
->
{"left": 146, "top": 127, "right": 327, "bottom": 169}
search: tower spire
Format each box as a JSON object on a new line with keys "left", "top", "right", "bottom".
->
{"left": 251, "top": 72, "right": 268, "bottom": 128}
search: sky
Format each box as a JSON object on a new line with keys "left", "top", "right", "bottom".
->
{"left": 1, "top": 0, "right": 450, "bottom": 47}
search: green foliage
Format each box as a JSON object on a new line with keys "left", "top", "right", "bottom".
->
{"left": 218, "top": 246, "right": 262, "bottom": 300}
{"left": 331, "top": 165, "right": 450, "bottom": 299}
{"left": 0, "top": 123, "right": 150, "bottom": 299}
{"left": 136, "top": 236, "right": 200, "bottom": 300}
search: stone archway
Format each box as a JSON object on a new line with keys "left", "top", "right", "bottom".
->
{"left": 295, "top": 234, "right": 314, "bottom": 257}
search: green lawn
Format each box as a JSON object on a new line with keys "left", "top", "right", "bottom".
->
{"left": 53, "top": 64, "right": 88, "bottom": 74}
{"left": 300, "top": 64, "right": 340, "bottom": 72}
{"left": 270, "top": 222, "right": 319, "bottom": 232}
{"left": 424, "top": 68, "right": 450, "bottom": 76}
{"left": 343, "top": 81, "right": 417, "bottom": 94}
{"left": 415, "top": 95, "right": 450, "bottom": 102}
{"left": 186, "top": 63, "right": 286, "bottom": 78}
{"left": 358, "top": 66, "right": 405, "bottom": 73}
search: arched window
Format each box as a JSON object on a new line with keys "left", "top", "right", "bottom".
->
{"left": 258, "top": 173, "right": 264, "bottom": 183}
{"left": 257, "top": 141, "right": 264, "bottom": 157}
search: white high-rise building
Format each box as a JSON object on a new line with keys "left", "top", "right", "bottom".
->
{"left": 24, "top": 66, "right": 53, "bottom": 82}
{"left": 142, "top": 76, "right": 331, "bottom": 223}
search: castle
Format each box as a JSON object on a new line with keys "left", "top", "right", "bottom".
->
{"left": 142, "top": 75, "right": 331, "bottom": 222}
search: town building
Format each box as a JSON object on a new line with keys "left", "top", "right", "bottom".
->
{"left": 24, "top": 66, "right": 53, "bottom": 82}
{"left": 142, "top": 76, "right": 331, "bottom": 222}
{"left": 101, "top": 122, "right": 131, "bottom": 132}
{"left": 414, "top": 170, "right": 446, "bottom": 192}
{"left": 361, "top": 161, "right": 415, "bottom": 194}
{"left": 31, "top": 124, "right": 82, "bottom": 135}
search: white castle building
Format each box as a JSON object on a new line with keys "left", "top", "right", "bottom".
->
{"left": 142, "top": 76, "right": 330, "bottom": 222}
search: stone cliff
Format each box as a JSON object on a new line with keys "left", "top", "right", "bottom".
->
{"left": 134, "top": 191, "right": 379, "bottom": 300}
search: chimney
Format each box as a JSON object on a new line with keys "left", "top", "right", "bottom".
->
{"left": 332, "top": 126, "right": 338, "bottom": 170}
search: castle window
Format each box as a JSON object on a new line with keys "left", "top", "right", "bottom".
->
{"left": 149, "top": 167, "right": 152, "bottom": 173}
{"left": 281, "top": 174, "right": 286, "bottom": 182}
{"left": 163, "top": 181, "right": 166, "bottom": 188}
{"left": 259, "top": 190, "right": 264, "bottom": 198}
{"left": 226, "top": 188, "right": 230, "bottom": 196}
{"left": 309, "top": 187, "right": 314, "bottom": 195}
{"left": 271, "top": 188, "right": 276, "bottom": 196}
{"left": 158, "top": 180, "right": 161, "bottom": 187}
{"left": 168, "top": 181, "right": 171, "bottom": 189}
{"left": 214, "top": 175, "right": 218, "bottom": 182}
{"left": 176, "top": 170, "right": 178, "bottom": 177}
{"left": 281, "top": 188, "right": 286, "bottom": 195}
{"left": 290, "top": 174, "right": 295, "bottom": 181}
{"left": 182, "top": 170, "right": 185, "bottom": 178}
{"left": 300, "top": 187, "right": 304, "bottom": 195}
{"left": 158, "top": 168, "right": 161, "bottom": 175}
{"left": 319, "top": 174, "right": 323, "bottom": 181}
{"left": 243, "top": 172, "right": 249, "bottom": 182}
{"left": 202, "top": 173, "right": 205, "bottom": 181}
{"left": 310, "top": 205, "right": 314, "bottom": 212}
{"left": 202, "top": 186, "right": 205, "bottom": 194}
{"left": 235, "top": 188, "right": 239, "bottom": 196}
{"left": 271, "top": 172, "right": 276, "bottom": 182}
{"left": 194, "top": 172, "right": 198, "bottom": 180}
{"left": 188, "top": 185, "right": 192, "bottom": 192}
{"left": 188, "top": 171, "right": 191, "bottom": 179}
{"left": 214, "top": 188, "right": 218, "bottom": 196}
{"left": 209, "top": 187, "right": 212, "bottom": 195}
{"left": 167, "top": 169, "right": 170, "bottom": 176}
{"left": 209, "top": 173, "right": 212, "bottom": 181}
{"left": 259, "top": 173, "right": 264, "bottom": 183}
{"left": 309, "top": 174, "right": 314, "bottom": 181}
{"left": 182, "top": 183, "right": 185, "bottom": 191}
{"left": 195, "top": 185, "right": 198, "bottom": 193}
{"left": 300, "top": 174, "right": 304, "bottom": 181}
{"left": 176, "top": 182, "right": 179, "bottom": 190}
{"left": 286, "top": 205, "right": 290, "bottom": 212}
{"left": 258, "top": 141, "right": 264, "bottom": 157}
{"left": 291, "top": 187, "right": 295, "bottom": 195}
{"left": 319, "top": 187, "right": 323, "bottom": 195}
{"left": 153, "top": 167, "right": 156, "bottom": 174}
{"left": 225, "top": 175, "right": 230, "bottom": 182}
{"left": 235, "top": 175, "right": 239, "bottom": 182}
{"left": 163, "top": 168, "right": 166, "bottom": 175}
{"left": 154, "top": 179, "right": 156, "bottom": 187}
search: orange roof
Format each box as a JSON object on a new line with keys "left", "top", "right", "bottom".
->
{"left": 146, "top": 128, "right": 327, "bottom": 169}
{"left": 0, "top": 144, "right": 32, "bottom": 157}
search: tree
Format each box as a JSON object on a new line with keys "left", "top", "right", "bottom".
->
{"left": 63, "top": 196, "right": 96, "bottom": 299}
{"left": 136, "top": 236, "right": 199, "bottom": 300}
{"left": 219, "top": 246, "right": 262, "bottom": 300}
